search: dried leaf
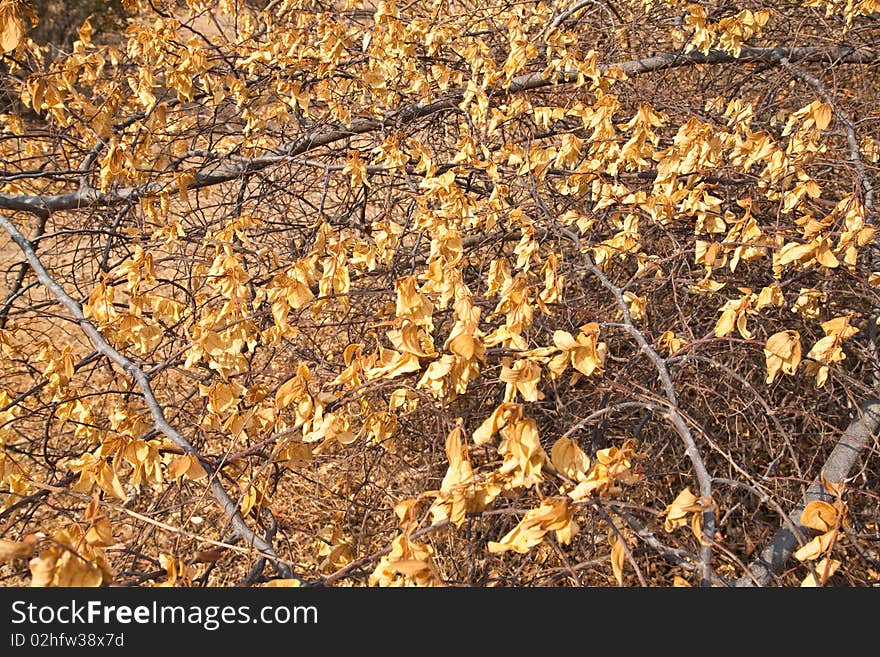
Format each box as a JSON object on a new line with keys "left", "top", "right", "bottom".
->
{"left": 0, "top": 0, "right": 27, "bottom": 53}
{"left": 610, "top": 535, "right": 626, "bottom": 586}
{"left": 764, "top": 330, "right": 801, "bottom": 384}
{"left": 550, "top": 437, "right": 591, "bottom": 480}
{"left": 800, "top": 500, "right": 839, "bottom": 533}
{"left": 793, "top": 530, "right": 837, "bottom": 562}
{"left": 0, "top": 534, "right": 40, "bottom": 562}
{"left": 664, "top": 487, "right": 701, "bottom": 532}
{"left": 488, "top": 498, "right": 576, "bottom": 554}
{"left": 262, "top": 578, "right": 303, "bottom": 587}
{"left": 800, "top": 558, "right": 840, "bottom": 587}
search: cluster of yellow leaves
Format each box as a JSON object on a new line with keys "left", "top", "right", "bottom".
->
{"left": 150, "top": 554, "right": 198, "bottom": 588}
{"left": 429, "top": 422, "right": 502, "bottom": 527}
{"left": 28, "top": 497, "right": 114, "bottom": 587}
{"left": 713, "top": 283, "right": 784, "bottom": 339}
{"left": 420, "top": 413, "right": 641, "bottom": 576}
{"left": 314, "top": 512, "right": 353, "bottom": 573}
{"left": 678, "top": 6, "right": 770, "bottom": 56}
{"left": 774, "top": 198, "right": 874, "bottom": 273}
{"left": 804, "top": 0, "right": 880, "bottom": 26}
{"left": 794, "top": 480, "right": 847, "bottom": 586}
{"left": 477, "top": 436, "right": 640, "bottom": 561}
{"left": 805, "top": 315, "right": 859, "bottom": 387}
{"left": 488, "top": 497, "right": 576, "bottom": 554}
{"left": 83, "top": 245, "right": 166, "bottom": 355}
{"left": 657, "top": 330, "right": 688, "bottom": 356}
{"left": 3, "top": 0, "right": 876, "bottom": 591}
{"left": 562, "top": 439, "right": 642, "bottom": 501}
{"left": 62, "top": 399, "right": 205, "bottom": 498}
{"left": 0, "top": 387, "right": 29, "bottom": 510}
{"left": 370, "top": 499, "right": 441, "bottom": 586}
{"left": 664, "top": 487, "right": 715, "bottom": 544}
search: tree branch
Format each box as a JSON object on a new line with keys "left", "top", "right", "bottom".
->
{"left": 0, "top": 212, "right": 300, "bottom": 583}
{"left": 0, "top": 46, "right": 874, "bottom": 215}
{"left": 735, "top": 398, "right": 880, "bottom": 586}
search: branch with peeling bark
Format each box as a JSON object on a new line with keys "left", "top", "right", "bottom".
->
{"left": 0, "top": 212, "right": 300, "bottom": 584}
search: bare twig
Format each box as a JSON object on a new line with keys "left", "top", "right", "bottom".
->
{"left": 550, "top": 0, "right": 614, "bottom": 29}
{"left": 619, "top": 512, "right": 731, "bottom": 586}
{"left": 594, "top": 501, "right": 649, "bottom": 586}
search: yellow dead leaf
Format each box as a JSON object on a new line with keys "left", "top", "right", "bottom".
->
{"left": 261, "top": 578, "right": 302, "bottom": 587}
{"left": 473, "top": 402, "right": 521, "bottom": 446}
{"left": 690, "top": 277, "right": 726, "bottom": 294}
{"left": 0, "top": 0, "right": 27, "bottom": 53}
{"left": 821, "top": 315, "right": 859, "bottom": 340}
{"left": 167, "top": 454, "right": 209, "bottom": 481}
{"left": 498, "top": 416, "right": 548, "bottom": 488}
{"left": 800, "top": 557, "right": 840, "bottom": 586}
{"left": 793, "top": 529, "right": 837, "bottom": 562}
{"left": 500, "top": 358, "right": 542, "bottom": 402}
{"left": 369, "top": 533, "right": 441, "bottom": 587}
{"left": 755, "top": 282, "right": 784, "bottom": 309}
{"left": 777, "top": 241, "right": 816, "bottom": 267}
{"left": 764, "top": 330, "right": 801, "bottom": 384}
{"left": 664, "top": 487, "right": 700, "bottom": 532}
{"left": 610, "top": 535, "right": 626, "bottom": 586}
{"left": 800, "top": 500, "right": 839, "bottom": 533}
{"left": 714, "top": 290, "right": 756, "bottom": 338}
{"left": 84, "top": 511, "right": 114, "bottom": 548}
{"left": 790, "top": 288, "right": 826, "bottom": 319}
{"left": 818, "top": 472, "right": 846, "bottom": 501}
{"left": 552, "top": 324, "right": 607, "bottom": 379}
{"left": 623, "top": 291, "right": 647, "bottom": 321}
{"left": 550, "top": 437, "right": 591, "bottom": 480}
{"left": 813, "top": 103, "right": 833, "bottom": 131}
{"left": 657, "top": 330, "right": 687, "bottom": 356}
{"left": 433, "top": 423, "right": 474, "bottom": 526}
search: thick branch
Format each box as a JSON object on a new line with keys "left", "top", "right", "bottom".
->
{"left": 0, "top": 212, "right": 299, "bottom": 583}
{"left": 735, "top": 398, "right": 880, "bottom": 586}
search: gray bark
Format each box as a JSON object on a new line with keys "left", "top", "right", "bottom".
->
{"left": 736, "top": 398, "right": 880, "bottom": 586}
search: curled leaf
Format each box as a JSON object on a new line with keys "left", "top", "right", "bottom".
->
{"left": 610, "top": 535, "right": 626, "bottom": 586}
{"left": 763, "top": 330, "right": 801, "bottom": 384}
{"left": 800, "top": 500, "right": 838, "bottom": 533}
{"left": 0, "top": 0, "right": 28, "bottom": 53}
{"left": 550, "top": 437, "right": 591, "bottom": 480}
